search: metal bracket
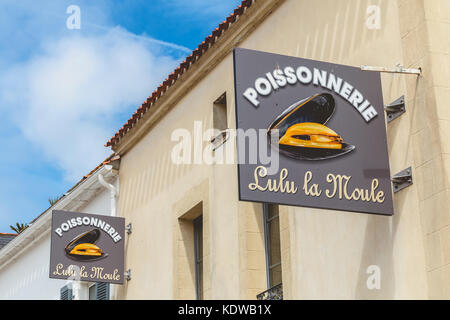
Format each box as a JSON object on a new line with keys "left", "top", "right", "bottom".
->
{"left": 126, "top": 223, "right": 132, "bottom": 235}
{"left": 391, "top": 167, "right": 413, "bottom": 193}
{"left": 361, "top": 64, "right": 421, "bottom": 75}
{"left": 211, "top": 129, "right": 230, "bottom": 151}
{"left": 385, "top": 96, "right": 405, "bottom": 123}
{"left": 125, "top": 269, "right": 131, "bottom": 281}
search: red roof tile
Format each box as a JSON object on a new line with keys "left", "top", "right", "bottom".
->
{"left": 105, "top": 0, "right": 254, "bottom": 147}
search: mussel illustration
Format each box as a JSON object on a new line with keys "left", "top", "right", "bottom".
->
{"left": 65, "top": 228, "right": 108, "bottom": 261}
{"left": 268, "top": 93, "right": 355, "bottom": 160}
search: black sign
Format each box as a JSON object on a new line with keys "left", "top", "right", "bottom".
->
{"left": 233, "top": 48, "right": 393, "bottom": 215}
{"left": 50, "top": 210, "right": 125, "bottom": 283}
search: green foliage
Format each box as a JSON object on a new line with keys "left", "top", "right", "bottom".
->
{"left": 9, "top": 222, "right": 28, "bottom": 234}
{"left": 48, "top": 196, "right": 59, "bottom": 206}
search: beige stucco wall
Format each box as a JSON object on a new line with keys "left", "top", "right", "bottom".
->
{"left": 116, "top": 53, "right": 240, "bottom": 299}
{"left": 115, "top": 0, "right": 449, "bottom": 299}
{"left": 397, "top": 0, "right": 450, "bottom": 299}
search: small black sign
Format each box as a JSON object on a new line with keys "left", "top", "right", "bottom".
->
{"left": 50, "top": 210, "right": 125, "bottom": 283}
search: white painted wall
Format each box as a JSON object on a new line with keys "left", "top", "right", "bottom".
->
{"left": 0, "top": 235, "right": 62, "bottom": 300}
{"left": 78, "top": 183, "right": 113, "bottom": 215}
{"left": 0, "top": 180, "right": 115, "bottom": 300}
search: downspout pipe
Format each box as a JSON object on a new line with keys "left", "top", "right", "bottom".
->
{"left": 98, "top": 165, "right": 118, "bottom": 217}
{"left": 98, "top": 164, "right": 119, "bottom": 300}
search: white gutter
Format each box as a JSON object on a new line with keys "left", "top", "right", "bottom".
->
{"left": 97, "top": 164, "right": 120, "bottom": 300}
{"left": 98, "top": 165, "right": 119, "bottom": 217}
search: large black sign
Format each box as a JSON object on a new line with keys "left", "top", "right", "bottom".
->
{"left": 50, "top": 210, "right": 125, "bottom": 283}
{"left": 233, "top": 48, "right": 393, "bottom": 215}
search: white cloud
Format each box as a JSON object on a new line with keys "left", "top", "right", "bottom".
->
{"left": 0, "top": 27, "right": 179, "bottom": 181}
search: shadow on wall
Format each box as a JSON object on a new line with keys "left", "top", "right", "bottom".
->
{"left": 356, "top": 68, "right": 423, "bottom": 297}
{"left": 352, "top": 0, "right": 400, "bottom": 298}
{"left": 354, "top": 0, "right": 427, "bottom": 299}
{"left": 354, "top": 52, "right": 426, "bottom": 299}
{"left": 354, "top": 215, "right": 394, "bottom": 299}
{"left": 290, "top": 0, "right": 389, "bottom": 64}
{"left": 277, "top": 0, "right": 406, "bottom": 299}
{"left": 354, "top": 183, "right": 413, "bottom": 299}
{"left": 306, "top": 0, "right": 398, "bottom": 299}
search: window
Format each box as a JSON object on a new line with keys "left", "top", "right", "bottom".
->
{"left": 211, "top": 93, "right": 229, "bottom": 151}
{"left": 193, "top": 215, "right": 203, "bottom": 300}
{"left": 60, "top": 285, "right": 73, "bottom": 300}
{"left": 262, "top": 204, "right": 282, "bottom": 288}
{"left": 177, "top": 202, "right": 206, "bottom": 300}
{"left": 89, "top": 282, "right": 110, "bottom": 300}
{"left": 213, "top": 93, "right": 227, "bottom": 131}
{"left": 89, "top": 284, "right": 96, "bottom": 300}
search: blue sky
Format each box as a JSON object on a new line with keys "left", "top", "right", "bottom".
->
{"left": 0, "top": 0, "right": 241, "bottom": 232}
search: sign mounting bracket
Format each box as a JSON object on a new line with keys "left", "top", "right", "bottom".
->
{"left": 126, "top": 223, "right": 132, "bottom": 235}
{"left": 391, "top": 167, "right": 413, "bottom": 193}
{"left": 125, "top": 269, "right": 131, "bottom": 281}
{"left": 385, "top": 96, "right": 405, "bottom": 123}
{"left": 360, "top": 64, "right": 421, "bottom": 75}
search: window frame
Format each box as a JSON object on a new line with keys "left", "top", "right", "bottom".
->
{"left": 88, "top": 283, "right": 96, "bottom": 300}
{"left": 211, "top": 92, "right": 229, "bottom": 151}
{"left": 60, "top": 284, "right": 73, "bottom": 300}
{"left": 88, "top": 282, "right": 110, "bottom": 300}
{"left": 262, "top": 203, "right": 282, "bottom": 289}
{"left": 213, "top": 92, "right": 228, "bottom": 131}
{"left": 193, "top": 215, "right": 203, "bottom": 300}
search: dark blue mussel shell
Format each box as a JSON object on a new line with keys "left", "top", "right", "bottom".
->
{"left": 267, "top": 93, "right": 355, "bottom": 160}
{"left": 64, "top": 228, "right": 108, "bottom": 261}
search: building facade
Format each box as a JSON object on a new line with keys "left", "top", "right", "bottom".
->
{"left": 107, "top": 0, "right": 450, "bottom": 300}
{"left": 1, "top": 0, "right": 448, "bottom": 300}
